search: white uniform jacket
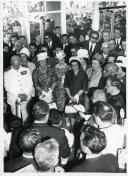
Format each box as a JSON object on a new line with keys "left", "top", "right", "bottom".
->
{"left": 4, "top": 66, "right": 33, "bottom": 105}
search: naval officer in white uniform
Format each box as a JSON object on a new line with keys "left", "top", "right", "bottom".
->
{"left": 4, "top": 55, "right": 34, "bottom": 122}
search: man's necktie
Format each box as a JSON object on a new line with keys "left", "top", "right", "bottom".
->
{"left": 89, "top": 44, "right": 93, "bottom": 52}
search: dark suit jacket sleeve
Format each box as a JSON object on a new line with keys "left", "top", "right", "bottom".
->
{"left": 59, "top": 130, "right": 71, "bottom": 158}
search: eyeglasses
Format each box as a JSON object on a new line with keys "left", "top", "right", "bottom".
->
{"left": 44, "top": 37, "right": 49, "bottom": 40}
{"left": 91, "top": 36, "right": 98, "bottom": 40}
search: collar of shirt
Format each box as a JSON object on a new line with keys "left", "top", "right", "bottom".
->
{"left": 116, "top": 38, "right": 121, "bottom": 44}
{"left": 23, "top": 153, "right": 33, "bottom": 159}
{"left": 49, "top": 40, "right": 52, "bottom": 47}
{"left": 103, "top": 53, "right": 108, "bottom": 58}
{"left": 86, "top": 153, "right": 102, "bottom": 159}
{"left": 89, "top": 42, "right": 96, "bottom": 51}
{"left": 63, "top": 43, "right": 68, "bottom": 48}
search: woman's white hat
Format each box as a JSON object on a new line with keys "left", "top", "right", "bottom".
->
{"left": 77, "top": 49, "right": 89, "bottom": 58}
{"left": 37, "top": 52, "right": 48, "bottom": 62}
{"left": 19, "top": 47, "right": 30, "bottom": 57}
{"left": 69, "top": 56, "right": 81, "bottom": 63}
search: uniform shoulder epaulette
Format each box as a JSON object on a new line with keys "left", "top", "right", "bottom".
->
{"left": 4, "top": 67, "right": 12, "bottom": 72}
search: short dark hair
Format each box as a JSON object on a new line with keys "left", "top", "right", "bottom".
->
{"left": 55, "top": 26, "right": 61, "bottom": 30}
{"left": 32, "top": 101, "right": 49, "bottom": 121}
{"left": 108, "top": 53, "right": 117, "bottom": 60}
{"left": 61, "top": 34, "right": 68, "bottom": 39}
{"left": 70, "top": 60, "right": 81, "bottom": 68}
{"left": 93, "top": 101, "right": 113, "bottom": 122}
{"left": 44, "top": 32, "right": 52, "bottom": 39}
{"left": 38, "top": 44, "right": 48, "bottom": 50}
{"left": 3, "top": 42, "right": 9, "bottom": 48}
{"left": 11, "top": 34, "right": 18, "bottom": 39}
{"left": 81, "top": 125, "right": 106, "bottom": 154}
{"left": 19, "top": 35, "right": 26, "bottom": 39}
{"left": 69, "top": 33, "right": 77, "bottom": 38}
{"left": 45, "top": 19, "right": 50, "bottom": 23}
{"left": 91, "top": 30, "right": 99, "bottom": 39}
{"left": 49, "top": 109, "right": 63, "bottom": 125}
{"left": 19, "top": 127, "right": 41, "bottom": 153}
{"left": 114, "top": 28, "right": 121, "bottom": 33}
{"left": 29, "top": 42, "right": 38, "bottom": 48}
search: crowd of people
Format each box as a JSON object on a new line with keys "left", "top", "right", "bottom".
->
{"left": 3, "top": 17, "right": 126, "bottom": 173}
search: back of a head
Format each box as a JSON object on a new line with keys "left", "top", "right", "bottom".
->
{"left": 19, "top": 127, "right": 41, "bottom": 153}
{"left": 93, "top": 101, "right": 113, "bottom": 122}
{"left": 93, "top": 89, "right": 107, "bottom": 103}
{"left": 49, "top": 109, "right": 63, "bottom": 125}
{"left": 32, "top": 101, "right": 49, "bottom": 121}
{"left": 81, "top": 125, "right": 106, "bottom": 154}
{"left": 34, "top": 138, "right": 59, "bottom": 171}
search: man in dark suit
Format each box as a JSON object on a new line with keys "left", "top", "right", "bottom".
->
{"left": 117, "top": 37, "right": 126, "bottom": 56}
{"left": 82, "top": 30, "right": 101, "bottom": 65}
{"left": 4, "top": 127, "right": 41, "bottom": 172}
{"left": 114, "top": 28, "right": 123, "bottom": 52}
{"left": 52, "top": 26, "right": 62, "bottom": 47}
{"left": 61, "top": 34, "right": 72, "bottom": 64}
{"left": 70, "top": 125, "right": 119, "bottom": 172}
{"left": 30, "top": 100, "right": 71, "bottom": 164}
{"left": 44, "top": 32, "right": 57, "bottom": 57}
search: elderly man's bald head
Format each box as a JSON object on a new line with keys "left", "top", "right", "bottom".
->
{"left": 92, "top": 89, "right": 107, "bottom": 104}
{"left": 11, "top": 55, "right": 21, "bottom": 70}
{"left": 103, "top": 63, "right": 119, "bottom": 78}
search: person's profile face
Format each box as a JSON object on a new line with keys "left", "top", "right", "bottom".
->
{"left": 92, "top": 59, "right": 100, "bottom": 69}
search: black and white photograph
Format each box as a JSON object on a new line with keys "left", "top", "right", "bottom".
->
{"left": 2, "top": 0, "right": 127, "bottom": 174}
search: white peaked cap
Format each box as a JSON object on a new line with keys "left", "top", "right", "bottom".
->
{"left": 37, "top": 52, "right": 48, "bottom": 62}
{"left": 77, "top": 49, "right": 89, "bottom": 58}
{"left": 69, "top": 56, "right": 81, "bottom": 63}
{"left": 19, "top": 47, "right": 30, "bottom": 57}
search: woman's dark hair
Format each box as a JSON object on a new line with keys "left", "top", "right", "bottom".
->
{"left": 70, "top": 60, "right": 81, "bottom": 69}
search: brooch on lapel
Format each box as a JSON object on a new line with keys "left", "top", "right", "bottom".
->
{"left": 20, "top": 71, "right": 27, "bottom": 75}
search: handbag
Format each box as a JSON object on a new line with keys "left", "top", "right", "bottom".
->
{"left": 65, "top": 103, "right": 85, "bottom": 114}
